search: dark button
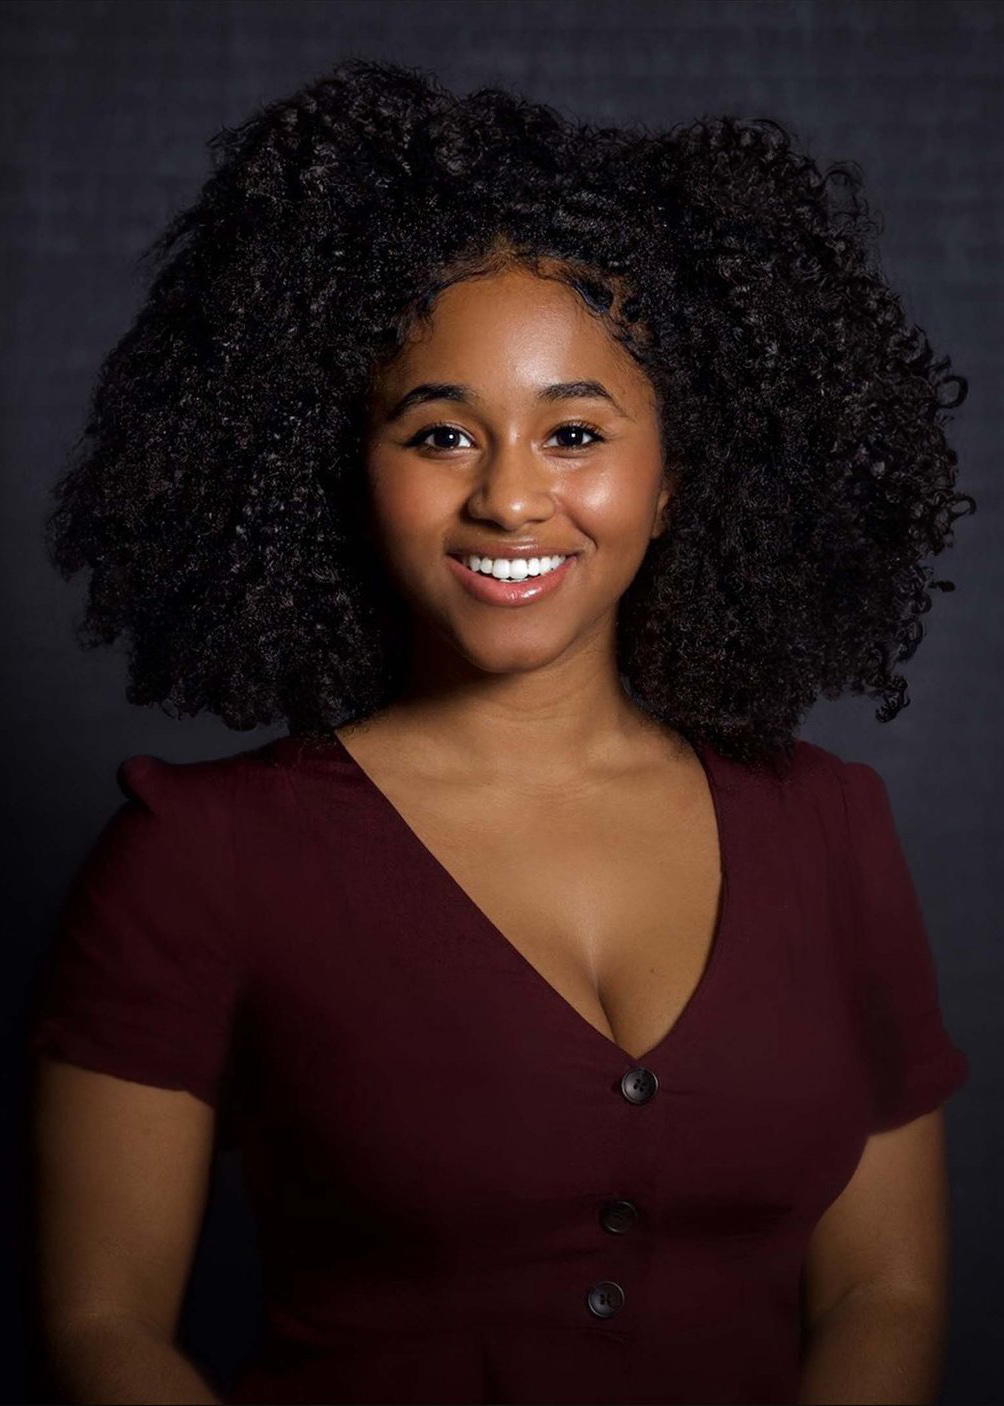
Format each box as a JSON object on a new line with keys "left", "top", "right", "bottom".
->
{"left": 620, "top": 1066, "right": 659, "bottom": 1104}
{"left": 599, "top": 1198, "right": 639, "bottom": 1234}
{"left": 586, "top": 1279, "right": 625, "bottom": 1318}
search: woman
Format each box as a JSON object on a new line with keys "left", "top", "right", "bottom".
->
{"left": 28, "top": 58, "right": 973, "bottom": 1405}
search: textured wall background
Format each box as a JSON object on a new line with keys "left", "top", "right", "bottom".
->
{"left": 3, "top": 1, "right": 999, "bottom": 1401}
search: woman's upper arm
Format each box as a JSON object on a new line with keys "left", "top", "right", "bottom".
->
{"left": 801, "top": 1105, "right": 952, "bottom": 1332}
{"left": 800, "top": 755, "right": 968, "bottom": 1331}
{"left": 32, "top": 1055, "right": 217, "bottom": 1345}
{"left": 26, "top": 751, "right": 245, "bottom": 1344}
{"left": 835, "top": 759, "right": 969, "bottom": 1132}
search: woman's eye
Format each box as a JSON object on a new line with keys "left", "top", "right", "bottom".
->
{"left": 404, "top": 420, "right": 605, "bottom": 453}
{"left": 545, "top": 422, "right": 604, "bottom": 450}
{"left": 408, "top": 424, "right": 474, "bottom": 452}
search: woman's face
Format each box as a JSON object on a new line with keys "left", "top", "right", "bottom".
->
{"left": 364, "top": 264, "right": 671, "bottom": 679}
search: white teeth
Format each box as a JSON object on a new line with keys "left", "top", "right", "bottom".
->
{"left": 464, "top": 554, "right": 567, "bottom": 580}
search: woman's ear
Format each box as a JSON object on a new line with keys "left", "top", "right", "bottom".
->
{"left": 651, "top": 467, "right": 676, "bottom": 540}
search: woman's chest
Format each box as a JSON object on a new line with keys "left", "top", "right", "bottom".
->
{"left": 238, "top": 756, "right": 872, "bottom": 1251}
{"left": 384, "top": 767, "right": 724, "bottom": 1062}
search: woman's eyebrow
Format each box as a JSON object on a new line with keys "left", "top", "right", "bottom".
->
{"left": 383, "top": 379, "right": 629, "bottom": 423}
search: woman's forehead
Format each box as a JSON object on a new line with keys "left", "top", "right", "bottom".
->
{"left": 371, "top": 270, "right": 653, "bottom": 408}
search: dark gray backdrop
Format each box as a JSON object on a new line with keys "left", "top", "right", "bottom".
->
{"left": 3, "top": 1, "right": 999, "bottom": 1402}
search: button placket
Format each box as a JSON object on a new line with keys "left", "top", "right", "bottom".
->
{"left": 586, "top": 1064, "right": 658, "bottom": 1320}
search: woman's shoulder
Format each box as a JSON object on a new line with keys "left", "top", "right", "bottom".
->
{"left": 785, "top": 739, "right": 889, "bottom": 812}
{"left": 788, "top": 737, "right": 867, "bottom": 781}
{"left": 711, "top": 736, "right": 888, "bottom": 834}
{"left": 113, "top": 732, "right": 348, "bottom": 813}
{"left": 113, "top": 743, "right": 266, "bottom": 824}
{"left": 762, "top": 736, "right": 883, "bottom": 792}
{"left": 707, "top": 734, "right": 867, "bottom": 791}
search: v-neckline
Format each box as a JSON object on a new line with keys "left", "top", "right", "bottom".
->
{"left": 322, "top": 730, "right": 733, "bottom": 1070}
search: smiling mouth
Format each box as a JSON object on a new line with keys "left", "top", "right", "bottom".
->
{"left": 444, "top": 550, "right": 579, "bottom": 606}
{"left": 448, "top": 552, "right": 578, "bottom": 580}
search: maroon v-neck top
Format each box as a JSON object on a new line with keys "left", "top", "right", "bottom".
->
{"left": 28, "top": 733, "right": 969, "bottom": 1405}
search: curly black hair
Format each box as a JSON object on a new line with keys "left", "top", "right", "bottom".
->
{"left": 43, "top": 57, "right": 974, "bottom": 770}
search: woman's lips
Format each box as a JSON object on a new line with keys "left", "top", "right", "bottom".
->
{"left": 445, "top": 554, "right": 578, "bottom": 607}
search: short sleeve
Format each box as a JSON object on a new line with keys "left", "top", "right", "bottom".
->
{"left": 28, "top": 754, "right": 241, "bottom": 1109}
{"left": 838, "top": 759, "right": 969, "bottom": 1132}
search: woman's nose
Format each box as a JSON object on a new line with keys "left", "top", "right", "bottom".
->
{"left": 466, "top": 437, "right": 555, "bottom": 524}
